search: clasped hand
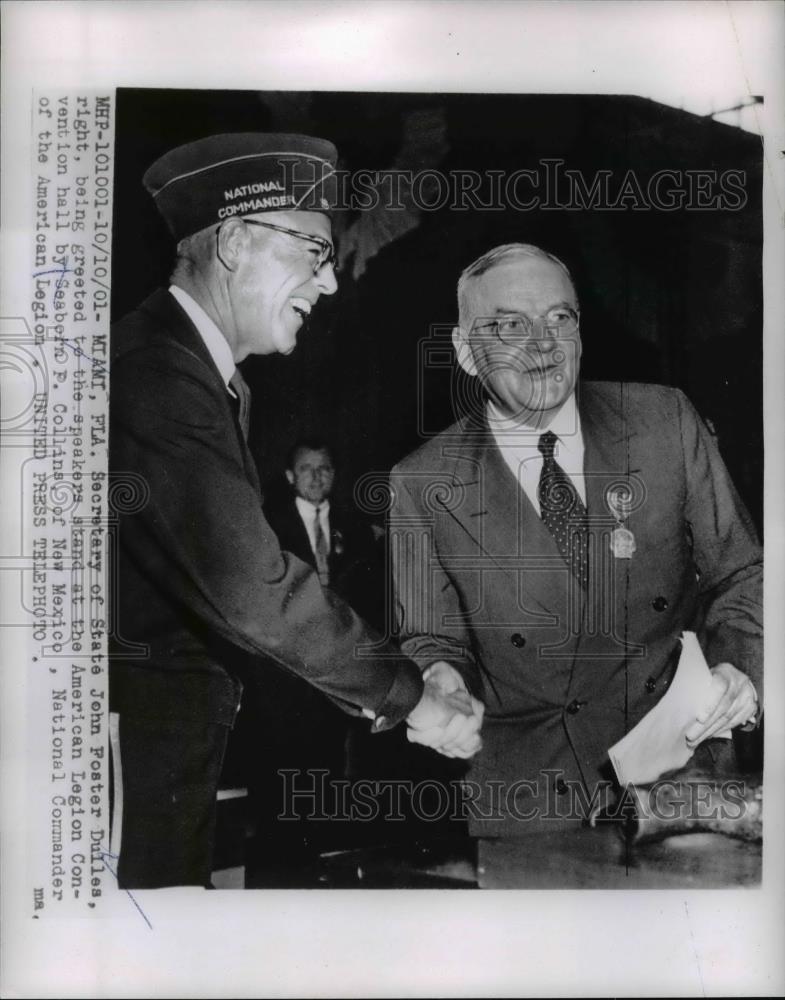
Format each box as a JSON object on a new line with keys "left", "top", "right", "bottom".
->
{"left": 406, "top": 661, "right": 485, "bottom": 759}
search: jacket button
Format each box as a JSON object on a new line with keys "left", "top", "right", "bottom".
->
{"left": 555, "top": 778, "right": 568, "bottom": 795}
{"left": 652, "top": 596, "right": 669, "bottom": 612}
{"left": 566, "top": 699, "right": 583, "bottom": 715}
{"left": 510, "top": 633, "right": 526, "bottom": 648}
{"left": 645, "top": 677, "right": 657, "bottom": 693}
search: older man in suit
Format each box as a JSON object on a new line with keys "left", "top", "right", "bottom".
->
{"left": 109, "top": 133, "right": 482, "bottom": 888}
{"left": 390, "top": 242, "right": 762, "bottom": 836}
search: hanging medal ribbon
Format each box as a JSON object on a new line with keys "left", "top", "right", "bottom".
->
{"left": 606, "top": 482, "right": 637, "bottom": 559}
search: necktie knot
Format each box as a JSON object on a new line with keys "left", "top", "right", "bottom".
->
{"left": 537, "top": 430, "right": 558, "bottom": 462}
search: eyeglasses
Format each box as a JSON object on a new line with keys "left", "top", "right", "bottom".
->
{"left": 242, "top": 218, "right": 337, "bottom": 274}
{"left": 472, "top": 306, "right": 580, "bottom": 344}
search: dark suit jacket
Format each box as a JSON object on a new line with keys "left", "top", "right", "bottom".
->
{"left": 390, "top": 382, "right": 763, "bottom": 834}
{"left": 109, "top": 289, "right": 422, "bottom": 731}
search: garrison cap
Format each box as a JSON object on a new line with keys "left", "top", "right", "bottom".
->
{"left": 143, "top": 132, "right": 338, "bottom": 241}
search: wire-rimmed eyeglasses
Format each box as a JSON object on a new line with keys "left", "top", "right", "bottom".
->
{"left": 472, "top": 306, "right": 580, "bottom": 343}
{"left": 242, "top": 218, "right": 337, "bottom": 274}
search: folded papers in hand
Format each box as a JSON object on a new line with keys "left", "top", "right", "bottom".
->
{"left": 608, "top": 631, "right": 731, "bottom": 787}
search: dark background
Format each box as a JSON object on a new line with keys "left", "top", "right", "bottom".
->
{"left": 112, "top": 88, "right": 763, "bottom": 535}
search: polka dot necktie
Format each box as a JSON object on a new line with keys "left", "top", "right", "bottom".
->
{"left": 537, "top": 430, "right": 588, "bottom": 588}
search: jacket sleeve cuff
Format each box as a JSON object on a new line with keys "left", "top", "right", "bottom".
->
{"left": 368, "top": 662, "right": 424, "bottom": 733}
{"left": 704, "top": 627, "right": 763, "bottom": 704}
{"left": 739, "top": 689, "right": 763, "bottom": 731}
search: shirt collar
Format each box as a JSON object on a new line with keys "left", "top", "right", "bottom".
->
{"left": 487, "top": 392, "right": 580, "bottom": 446}
{"left": 295, "top": 496, "right": 330, "bottom": 519}
{"left": 169, "top": 284, "right": 236, "bottom": 389}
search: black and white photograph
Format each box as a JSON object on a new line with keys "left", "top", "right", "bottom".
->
{"left": 1, "top": 2, "right": 783, "bottom": 996}
{"left": 109, "top": 84, "right": 765, "bottom": 892}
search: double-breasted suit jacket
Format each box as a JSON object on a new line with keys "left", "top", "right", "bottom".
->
{"left": 390, "top": 381, "right": 762, "bottom": 834}
{"left": 109, "top": 288, "right": 422, "bottom": 886}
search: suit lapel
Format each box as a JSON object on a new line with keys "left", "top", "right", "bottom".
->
{"left": 289, "top": 502, "right": 316, "bottom": 567}
{"left": 577, "top": 382, "right": 641, "bottom": 660}
{"left": 441, "top": 415, "right": 581, "bottom": 623}
{"left": 579, "top": 381, "right": 636, "bottom": 518}
{"left": 137, "top": 290, "right": 263, "bottom": 495}
{"left": 137, "top": 289, "right": 225, "bottom": 385}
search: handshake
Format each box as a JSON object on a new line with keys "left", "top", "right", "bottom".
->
{"left": 405, "top": 661, "right": 485, "bottom": 759}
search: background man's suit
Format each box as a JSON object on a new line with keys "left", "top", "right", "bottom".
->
{"left": 390, "top": 381, "right": 762, "bottom": 834}
{"left": 109, "top": 288, "right": 422, "bottom": 887}
{"left": 264, "top": 495, "right": 384, "bottom": 630}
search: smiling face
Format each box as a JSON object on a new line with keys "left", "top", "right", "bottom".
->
{"left": 286, "top": 447, "right": 335, "bottom": 505}
{"left": 453, "top": 254, "right": 582, "bottom": 425}
{"left": 225, "top": 210, "right": 337, "bottom": 360}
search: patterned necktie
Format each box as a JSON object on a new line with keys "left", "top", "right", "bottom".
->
{"left": 537, "top": 430, "right": 588, "bottom": 588}
{"left": 229, "top": 368, "right": 251, "bottom": 441}
{"left": 312, "top": 505, "right": 330, "bottom": 586}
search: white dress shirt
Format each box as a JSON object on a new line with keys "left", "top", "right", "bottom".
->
{"left": 295, "top": 496, "right": 332, "bottom": 556}
{"left": 169, "top": 284, "right": 236, "bottom": 390}
{"left": 487, "top": 394, "right": 587, "bottom": 515}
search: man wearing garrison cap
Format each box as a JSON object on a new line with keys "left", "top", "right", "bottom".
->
{"left": 109, "top": 133, "right": 483, "bottom": 889}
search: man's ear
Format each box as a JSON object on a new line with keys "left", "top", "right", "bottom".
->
{"left": 285, "top": 470, "right": 295, "bottom": 486}
{"left": 452, "top": 325, "right": 477, "bottom": 377}
{"left": 215, "top": 218, "right": 247, "bottom": 271}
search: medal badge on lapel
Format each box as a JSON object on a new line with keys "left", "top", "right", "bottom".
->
{"left": 331, "top": 528, "right": 345, "bottom": 556}
{"left": 606, "top": 483, "right": 637, "bottom": 559}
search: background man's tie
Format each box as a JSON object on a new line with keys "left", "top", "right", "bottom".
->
{"left": 313, "top": 506, "right": 330, "bottom": 586}
{"left": 229, "top": 368, "right": 251, "bottom": 441}
{"left": 537, "top": 430, "right": 589, "bottom": 588}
